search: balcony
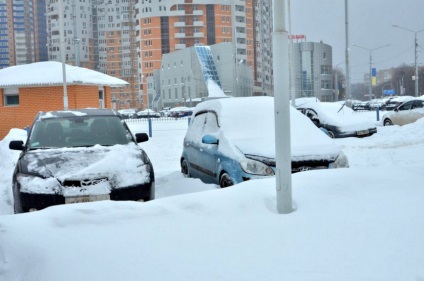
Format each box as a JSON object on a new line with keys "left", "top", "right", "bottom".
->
{"left": 175, "top": 44, "right": 186, "bottom": 50}
{"left": 174, "top": 22, "right": 186, "bottom": 27}
{"left": 175, "top": 33, "right": 186, "bottom": 38}
{"left": 193, "top": 21, "right": 204, "bottom": 27}
{"left": 193, "top": 10, "right": 203, "bottom": 16}
{"left": 193, "top": 32, "right": 204, "bottom": 38}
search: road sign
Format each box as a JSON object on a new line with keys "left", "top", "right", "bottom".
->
{"left": 383, "top": 89, "right": 396, "bottom": 95}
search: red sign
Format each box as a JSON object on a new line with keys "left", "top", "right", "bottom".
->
{"left": 289, "top": 34, "right": 306, "bottom": 40}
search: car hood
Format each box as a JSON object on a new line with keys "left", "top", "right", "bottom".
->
{"left": 19, "top": 143, "right": 150, "bottom": 192}
{"left": 231, "top": 136, "right": 341, "bottom": 162}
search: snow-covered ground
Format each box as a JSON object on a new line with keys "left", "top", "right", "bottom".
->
{"left": 0, "top": 111, "right": 423, "bottom": 281}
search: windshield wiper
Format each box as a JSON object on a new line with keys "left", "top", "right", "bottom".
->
{"left": 337, "top": 102, "right": 346, "bottom": 113}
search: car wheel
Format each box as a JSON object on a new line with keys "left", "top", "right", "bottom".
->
{"left": 384, "top": 119, "right": 393, "bottom": 126}
{"left": 181, "top": 159, "right": 190, "bottom": 177}
{"left": 219, "top": 172, "right": 234, "bottom": 188}
{"left": 327, "top": 130, "right": 335, "bottom": 138}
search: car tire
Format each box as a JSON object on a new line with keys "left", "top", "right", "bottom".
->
{"left": 383, "top": 119, "right": 393, "bottom": 126}
{"left": 327, "top": 130, "right": 335, "bottom": 138}
{"left": 219, "top": 172, "right": 234, "bottom": 188}
{"left": 181, "top": 159, "right": 190, "bottom": 177}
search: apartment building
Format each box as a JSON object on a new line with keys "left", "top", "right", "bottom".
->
{"left": 5, "top": 0, "right": 273, "bottom": 109}
{"left": 46, "top": 0, "right": 138, "bottom": 110}
{"left": 136, "top": 0, "right": 274, "bottom": 107}
{"left": 0, "top": 0, "right": 47, "bottom": 68}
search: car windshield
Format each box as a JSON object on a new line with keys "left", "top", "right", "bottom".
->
{"left": 28, "top": 116, "right": 133, "bottom": 149}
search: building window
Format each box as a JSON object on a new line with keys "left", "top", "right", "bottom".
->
{"left": 4, "top": 88, "right": 19, "bottom": 106}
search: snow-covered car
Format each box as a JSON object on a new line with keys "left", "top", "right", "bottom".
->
{"left": 168, "top": 106, "right": 193, "bottom": 118}
{"left": 117, "top": 108, "right": 137, "bottom": 119}
{"left": 382, "top": 98, "right": 424, "bottom": 126}
{"left": 180, "top": 96, "right": 349, "bottom": 187}
{"left": 136, "top": 109, "right": 161, "bottom": 118}
{"left": 296, "top": 101, "right": 377, "bottom": 138}
{"left": 381, "top": 96, "right": 414, "bottom": 111}
{"left": 9, "top": 109, "right": 155, "bottom": 213}
{"left": 351, "top": 100, "right": 370, "bottom": 111}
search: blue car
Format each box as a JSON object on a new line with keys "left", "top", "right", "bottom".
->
{"left": 180, "top": 96, "right": 349, "bottom": 188}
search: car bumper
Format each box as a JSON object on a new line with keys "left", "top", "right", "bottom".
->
{"left": 17, "top": 183, "right": 154, "bottom": 212}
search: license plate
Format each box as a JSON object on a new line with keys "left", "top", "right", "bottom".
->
{"left": 65, "top": 194, "right": 110, "bottom": 204}
{"left": 357, "top": 130, "right": 369, "bottom": 136}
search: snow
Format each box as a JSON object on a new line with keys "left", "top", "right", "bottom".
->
{"left": 1, "top": 107, "right": 424, "bottom": 281}
{"left": 191, "top": 96, "right": 341, "bottom": 161}
{"left": 0, "top": 61, "right": 128, "bottom": 87}
{"left": 297, "top": 101, "right": 376, "bottom": 132}
{"left": 18, "top": 144, "right": 150, "bottom": 195}
{"left": 207, "top": 79, "right": 227, "bottom": 97}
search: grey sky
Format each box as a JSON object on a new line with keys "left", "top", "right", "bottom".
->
{"left": 290, "top": 0, "right": 424, "bottom": 84}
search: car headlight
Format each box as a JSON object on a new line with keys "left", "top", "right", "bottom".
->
{"left": 17, "top": 173, "right": 61, "bottom": 194}
{"left": 331, "top": 151, "right": 349, "bottom": 169}
{"left": 239, "top": 159, "right": 275, "bottom": 176}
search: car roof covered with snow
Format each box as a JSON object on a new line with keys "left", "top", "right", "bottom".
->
{"left": 192, "top": 96, "right": 342, "bottom": 161}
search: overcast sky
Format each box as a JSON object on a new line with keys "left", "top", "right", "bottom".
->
{"left": 290, "top": 0, "right": 424, "bottom": 84}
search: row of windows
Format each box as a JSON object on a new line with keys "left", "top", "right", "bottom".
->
{"left": 161, "top": 87, "right": 192, "bottom": 101}
{"left": 321, "top": 65, "right": 332, "bottom": 75}
{"left": 162, "top": 76, "right": 191, "bottom": 86}
{"left": 221, "top": 16, "right": 231, "bottom": 23}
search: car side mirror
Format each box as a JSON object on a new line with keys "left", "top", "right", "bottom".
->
{"left": 394, "top": 108, "right": 399, "bottom": 112}
{"left": 135, "top": 133, "right": 149, "bottom": 143}
{"left": 9, "top": 140, "right": 24, "bottom": 151}
{"left": 202, "top": 134, "right": 219, "bottom": 145}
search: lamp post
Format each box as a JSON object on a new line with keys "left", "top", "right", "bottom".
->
{"left": 352, "top": 44, "right": 390, "bottom": 100}
{"left": 58, "top": 0, "right": 68, "bottom": 110}
{"left": 392, "top": 25, "right": 424, "bottom": 97}
{"left": 345, "top": 0, "right": 351, "bottom": 99}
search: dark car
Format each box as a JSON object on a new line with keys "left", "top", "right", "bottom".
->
{"left": 296, "top": 101, "right": 377, "bottom": 138}
{"left": 9, "top": 109, "right": 155, "bottom": 213}
{"left": 351, "top": 101, "right": 370, "bottom": 111}
{"left": 381, "top": 96, "right": 414, "bottom": 111}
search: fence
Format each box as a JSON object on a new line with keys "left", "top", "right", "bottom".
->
{"left": 125, "top": 116, "right": 191, "bottom": 137}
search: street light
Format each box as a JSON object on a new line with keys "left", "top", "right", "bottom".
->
{"left": 352, "top": 44, "right": 390, "bottom": 100}
{"left": 392, "top": 25, "right": 424, "bottom": 97}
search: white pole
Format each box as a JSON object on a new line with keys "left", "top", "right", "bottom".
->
{"left": 273, "top": 0, "right": 292, "bottom": 214}
{"left": 288, "top": 0, "right": 296, "bottom": 107}
{"left": 59, "top": 0, "right": 68, "bottom": 110}
{"left": 345, "top": 0, "right": 351, "bottom": 100}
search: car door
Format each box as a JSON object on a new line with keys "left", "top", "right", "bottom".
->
{"left": 198, "top": 111, "right": 221, "bottom": 184}
{"left": 183, "top": 112, "right": 207, "bottom": 180}
{"left": 393, "top": 101, "right": 414, "bottom": 125}
{"left": 409, "top": 100, "right": 424, "bottom": 124}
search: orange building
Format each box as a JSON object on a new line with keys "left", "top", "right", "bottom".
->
{"left": 136, "top": 0, "right": 257, "bottom": 107}
{"left": 0, "top": 62, "right": 128, "bottom": 139}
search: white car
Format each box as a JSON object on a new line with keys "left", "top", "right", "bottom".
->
{"left": 136, "top": 109, "right": 161, "bottom": 118}
{"left": 382, "top": 99, "right": 424, "bottom": 126}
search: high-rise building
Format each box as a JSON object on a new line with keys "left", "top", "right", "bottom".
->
{"left": 135, "top": 0, "right": 273, "bottom": 106}
{"left": 0, "top": 0, "right": 47, "bottom": 68}
{"left": 44, "top": 0, "right": 274, "bottom": 109}
{"left": 46, "top": 0, "right": 138, "bottom": 110}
